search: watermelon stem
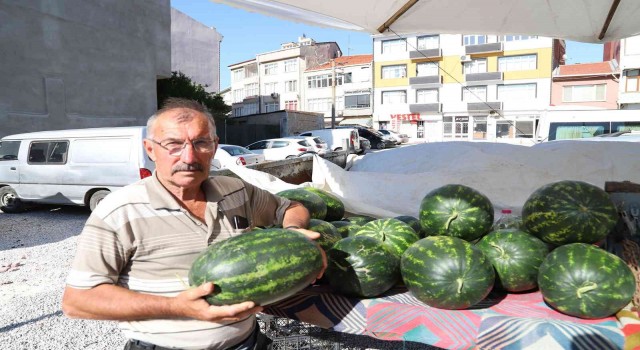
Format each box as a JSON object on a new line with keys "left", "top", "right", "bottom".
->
{"left": 489, "top": 242, "right": 505, "bottom": 258}
{"left": 456, "top": 278, "right": 464, "bottom": 294}
{"left": 445, "top": 212, "right": 459, "bottom": 231}
{"left": 576, "top": 282, "right": 598, "bottom": 299}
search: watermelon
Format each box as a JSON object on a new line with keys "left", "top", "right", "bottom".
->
{"left": 522, "top": 180, "right": 618, "bottom": 245}
{"left": 419, "top": 184, "right": 494, "bottom": 241}
{"left": 188, "top": 228, "right": 323, "bottom": 306}
{"left": 326, "top": 236, "right": 400, "bottom": 298}
{"left": 538, "top": 243, "right": 636, "bottom": 319}
{"left": 277, "top": 188, "right": 327, "bottom": 220}
{"left": 401, "top": 236, "right": 495, "bottom": 310}
{"left": 475, "top": 229, "right": 549, "bottom": 292}
{"left": 345, "top": 215, "right": 376, "bottom": 226}
{"left": 303, "top": 187, "right": 345, "bottom": 221}
{"left": 395, "top": 215, "right": 423, "bottom": 237}
{"left": 331, "top": 220, "right": 361, "bottom": 238}
{"left": 308, "top": 218, "right": 341, "bottom": 250}
{"left": 353, "top": 218, "right": 419, "bottom": 258}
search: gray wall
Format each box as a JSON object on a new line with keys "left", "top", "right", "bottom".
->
{"left": 0, "top": 0, "right": 171, "bottom": 138}
{"left": 171, "top": 8, "right": 222, "bottom": 93}
{"left": 224, "top": 111, "right": 323, "bottom": 146}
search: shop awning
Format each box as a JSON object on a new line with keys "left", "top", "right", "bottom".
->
{"left": 339, "top": 117, "right": 373, "bottom": 127}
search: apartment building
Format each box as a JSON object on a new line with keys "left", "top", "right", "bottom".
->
{"left": 618, "top": 35, "right": 640, "bottom": 110}
{"left": 303, "top": 55, "right": 374, "bottom": 127}
{"left": 551, "top": 62, "right": 619, "bottom": 109}
{"left": 228, "top": 36, "right": 341, "bottom": 118}
{"left": 373, "top": 34, "right": 565, "bottom": 144}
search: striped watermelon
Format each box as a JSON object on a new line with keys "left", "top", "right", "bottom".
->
{"left": 345, "top": 215, "right": 376, "bottom": 226}
{"left": 401, "top": 236, "right": 495, "bottom": 310}
{"left": 538, "top": 243, "right": 636, "bottom": 319}
{"left": 326, "top": 236, "right": 400, "bottom": 298}
{"left": 475, "top": 229, "right": 549, "bottom": 292}
{"left": 188, "top": 228, "right": 323, "bottom": 306}
{"left": 308, "top": 218, "right": 341, "bottom": 250}
{"left": 419, "top": 184, "right": 494, "bottom": 241}
{"left": 353, "top": 218, "right": 419, "bottom": 258}
{"left": 303, "top": 187, "right": 345, "bottom": 221}
{"left": 277, "top": 188, "right": 327, "bottom": 220}
{"left": 522, "top": 180, "right": 618, "bottom": 245}
{"left": 394, "top": 215, "right": 423, "bottom": 237}
{"left": 330, "top": 220, "right": 361, "bottom": 238}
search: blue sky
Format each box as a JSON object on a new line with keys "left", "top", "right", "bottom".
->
{"left": 171, "top": 0, "right": 605, "bottom": 90}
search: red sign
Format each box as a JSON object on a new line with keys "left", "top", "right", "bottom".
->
{"left": 390, "top": 113, "right": 421, "bottom": 121}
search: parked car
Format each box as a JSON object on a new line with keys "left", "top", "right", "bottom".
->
{"left": 245, "top": 137, "right": 315, "bottom": 161}
{"left": 378, "top": 129, "right": 409, "bottom": 144}
{"left": 301, "top": 136, "right": 329, "bottom": 156}
{"left": 211, "top": 144, "right": 265, "bottom": 170}
{"left": 298, "top": 128, "right": 363, "bottom": 154}
{"left": 357, "top": 128, "right": 396, "bottom": 150}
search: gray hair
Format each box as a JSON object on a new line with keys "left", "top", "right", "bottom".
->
{"left": 147, "top": 98, "right": 217, "bottom": 139}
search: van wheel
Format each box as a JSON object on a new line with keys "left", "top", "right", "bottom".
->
{"left": 89, "top": 190, "right": 110, "bottom": 211}
{"left": 376, "top": 142, "right": 386, "bottom": 150}
{"left": 0, "top": 187, "right": 25, "bottom": 213}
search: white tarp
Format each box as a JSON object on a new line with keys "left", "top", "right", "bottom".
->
{"left": 213, "top": 0, "right": 640, "bottom": 43}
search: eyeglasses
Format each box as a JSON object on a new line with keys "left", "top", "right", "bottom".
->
{"left": 147, "top": 138, "right": 216, "bottom": 157}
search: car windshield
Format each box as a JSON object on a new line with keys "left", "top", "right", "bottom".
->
{"left": 221, "top": 145, "right": 252, "bottom": 156}
{"left": 0, "top": 140, "right": 20, "bottom": 160}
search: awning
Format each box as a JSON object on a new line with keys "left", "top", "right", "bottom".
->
{"left": 339, "top": 117, "right": 373, "bottom": 127}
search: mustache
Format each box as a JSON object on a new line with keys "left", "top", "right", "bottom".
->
{"left": 171, "top": 163, "right": 204, "bottom": 174}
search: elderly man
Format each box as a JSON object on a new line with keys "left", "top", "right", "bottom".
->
{"left": 62, "top": 98, "right": 322, "bottom": 350}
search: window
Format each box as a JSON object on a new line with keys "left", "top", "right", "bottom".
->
{"left": 473, "top": 117, "right": 487, "bottom": 140}
{"left": 233, "top": 89, "right": 245, "bottom": 103}
{"left": 497, "top": 83, "right": 537, "bottom": 100}
{"left": 28, "top": 141, "right": 68, "bottom": 164}
{"left": 443, "top": 116, "right": 469, "bottom": 138}
{"left": 416, "top": 89, "right": 439, "bottom": 103}
{"left": 308, "top": 98, "right": 331, "bottom": 112}
{"left": 498, "top": 55, "right": 537, "bottom": 71}
{"left": 463, "top": 86, "right": 487, "bottom": 102}
{"left": 244, "top": 103, "right": 258, "bottom": 115}
{"left": 381, "top": 65, "right": 407, "bottom": 79}
{"left": 625, "top": 70, "right": 640, "bottom": 92}
{"left": 496, "top": 119, "right": 536, "bottom": 138}
{"left": 247, "top": 140, "right": 268, "bottom": 150}
{"left": 271, "top": 141, "right": 290, "bottom": 148}
{"left": 341, "top": 72, "right": 353, "bottom": 84}
{"left": 232, "top": 106, "right": 243, "bottom": 117}
{"left": 307, "top": 74, "right": 331, "bottom": 88}
{"left": 232, "top": 68, "right": 245, "bottom": 82}
{"left": 284, "top": 80, "right": 297, "bottom": 92}
{"left": 417, "top": 35, "right": 439, "bottom": 50}
{"left": 381, "top": 90, "right": 407, "bottom": 104}
{"left": 463, "top": 35, "right": 486, "bottom": 46}
{"left": 382, "top": 39, "right": 406, "bottom": 54}
{"left": 285, "top": 100, "right": 298, "bottom": 110}
{"left": 626, "top": 36, "right": 640, "bottom": 55}
{"left": 264, "top": 82, "right": 278, "bottom": 94}
{"left": 345, "top": 94, "right": 371, "bottom": 108}
{"left": 245, "top": 83, "right": 258, "bottom": 97}
{"left": 463, "top": 59, "right": 487, "bottom": 74}
{"left": 361, "top": 67, "right": 371, "bottom": 82}
{"left": 284, "top": 59, "right": 297, "bottom": 73}
{"left": 416, "top": 62, "right": 439, "bottom": 77}
{"left": 264, "top": 102, "right": 279, "bottom": 112}
{"left": 264, "top": 62, "right": 278, "bottom": 75}
{"left": 563, "top": 84, "right": 606, "bottom": 102}
{"left": 0, "top": 141, "right": 20, "bottom": 160}
{"left": 500, "top": 35, "right": 537, "bottom": 42}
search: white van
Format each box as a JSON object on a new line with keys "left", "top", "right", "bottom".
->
{"left": 298, "top": 128, "right": 364, "bottom": 154}
{"left": 538, "top": 109, "right": 640, "bottom": 141}
{"left": 0, "top": 126, "right": 154, "bottom": 213}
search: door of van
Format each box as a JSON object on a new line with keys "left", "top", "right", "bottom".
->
{"left": 18, "top": 140, "right": 73, "bottom": 204}
{"left": 0, "top": 140, "right": 21, "bottom": 186}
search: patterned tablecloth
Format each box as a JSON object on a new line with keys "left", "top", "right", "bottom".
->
{"left": 264, "top": 285, "right": 639, "bottom": 350}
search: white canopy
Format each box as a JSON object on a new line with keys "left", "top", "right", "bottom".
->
{"left": 213, "top": 0, "right": 640, "bottom": 43}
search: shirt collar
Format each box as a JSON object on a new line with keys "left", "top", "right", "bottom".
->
{"left": 145, "top": 171, "right": 225, "bottom": 214}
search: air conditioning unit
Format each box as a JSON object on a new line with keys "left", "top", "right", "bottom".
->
{"left": 270, "top": 92, "right": 279, "bottom": 99}
{"left": 460, "top": 55, "right": 472, "bottom": 63}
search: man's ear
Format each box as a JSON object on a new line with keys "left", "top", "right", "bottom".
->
{"left": 143, "top": 139, "right": 156, "bottom": 162}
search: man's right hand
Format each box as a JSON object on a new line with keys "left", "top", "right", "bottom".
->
{"left": 172, "top": 282, "right": 263, "bottom": 322}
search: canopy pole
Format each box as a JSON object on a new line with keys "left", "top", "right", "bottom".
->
{"left": 377, "top": 0, "right": 419, "bottom": 33}
{"left": 599, "top": 0, "right": 621, "bottom": 40}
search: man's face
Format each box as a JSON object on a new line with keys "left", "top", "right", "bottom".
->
{"left": 144, "top": 109, "right": 217, "bottom": 192}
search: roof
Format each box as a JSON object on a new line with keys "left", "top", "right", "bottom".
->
{"left": 556, "top": 62, "right": 617, "bottom": 77}
{"left": 306, "top": 54, "right": 373, "bottom": 72}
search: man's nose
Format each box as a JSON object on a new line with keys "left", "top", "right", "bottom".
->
{"left": 180, "top": 142, "right": 197, "bottom": 163}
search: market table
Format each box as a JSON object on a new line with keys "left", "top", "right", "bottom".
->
{"left": 264, "top": 285, "right": 640, "bottom": 350}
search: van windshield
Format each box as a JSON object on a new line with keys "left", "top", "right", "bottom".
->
{"left": 0, "top": 140, "right": 20, "bottom": 160}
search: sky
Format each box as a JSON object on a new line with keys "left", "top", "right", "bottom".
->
{"left": 171, "top": 0, "right": 605, "bottom": 90}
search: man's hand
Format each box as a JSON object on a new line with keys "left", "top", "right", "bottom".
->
{"left": 172, "top": 282, "right": 263, "bottom": 322}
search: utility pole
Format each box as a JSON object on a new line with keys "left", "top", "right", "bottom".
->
{"left": 331, "top": 59, "right": 336, "bottom": 129}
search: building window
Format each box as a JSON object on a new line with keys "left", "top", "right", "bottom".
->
{"left": 361, "top": 66, "right": 371, "bottom": 82}
{"left": 463, "top": 35, "right": 486, "bottom": 46}
{"left": 443, "top": 116, "right": 469, "bottom": 138}
{"left": 463, "top": 59, "right": 487, "bottom": 74}
{"left": 308, "top": 98, "right": 332, "bottom": 112}
{"left": 416, "top": 62, "right": 439, "bottom": 77}
{"left": 625, "top": 36, "right": 640, "bottom": 55}
{"left": 381, "top": 65, "right": 407, "bottom": 79}
{"left": 245, "top": 83, "right": 258, "bottom": 97}
{"left": 625, "top": 69, "right": 640, "bottom": 92}
{"left": 563, "top": 84, "right": 606, "bottom": 102}
{"left": 284, "top": 80, "right": 297, "bottom": 92}
{"left": 232, "top": 69, "right": 245, "bottom": 82}
{"left": 285, "top": 100, "right": 298, "bottom": 110}
{"left": 307, "top": 74, "right": 332, "bottom": 88}
{"left": 233, "top": 89, "right": 245, "bottom": 103}
{"left": 381, "top": 39, "right": 406, "bottom": 54}
{"left": 417, "top": 35, "right": 439, "bottom": 50}
{"left": 463, "top": 86, "right": 487, "bottom": 102}
{"left": 284, "top": 59, "right": 297, "bottom": 73}
{"left": 496, "top": 119, "right": 536, "bottom": 138}
{"left": 264, "top": 102, "right": 279, "bottom": 112}
{"left": 264, "top": 62, "right": 278, "bottom": 75}
{"left": 232, "top": 106, "right": 243, "bottom": 117}
{"left": 264, "top": 82, "right": 278, "bottom": 94}
{"left": 473, "top": 117, "right": 487, "bottom": 140}
{"left": 341, "top": 72, "right": 353, "bottom": 84}
{"left": 497, "top": 83, "right": 537, "bottom": 100}
{"left": 416, "top": 89, "right": 439, "bottom": 103}
{"left": 345, "top": 94, "right": 371, "bottom": 108}
{"left": 498, "top": 54, "right": 537, "bottom": 71}
{"left": 381, "top": 90, "right": 407, "bottom": 104}
{"left": 500, "top": 35, "right": 537, "bottom": 42}
{"left": 244, "top": 103, "right": 258, "bottom": 115}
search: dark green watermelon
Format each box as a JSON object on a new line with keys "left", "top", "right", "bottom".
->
{"left": 401, "top": 236, "right": 495, "bottom": 310}
{"left": 188, "top": 228, "right": 323, "bottom": 306}
{"left": 326, "top": 236, "right": 400, "bottom": 298}
{"left": 353, "top": 218, "right": 419, "bottom": 258}
{"left": 475, "top": 229, "right": 549, "bottom": 292}
{"left": 345, "top": 215, "right": 376, "bottom": 226}
{"left": 419, "top": 184, "right": 494, "bottom": 241}
{"left": 308, "top": 218, "right": 341, "bottom": 250}
{"left": 522, "top": 180, "right": 618, "bottom": 245}
{"left": 538, "top": 243, "right": 635, "bottom": 319}
{"left": 331, "top": 220, "right": 361, "bottom": 238}
{"left": 277, "top": 188, "right": 327, "bottom": 220}
{"left": 303, "top": 187, "right": 345, "bottom": 221}
{"left": 395, "top": 215, "right": 423, "bottom": 237}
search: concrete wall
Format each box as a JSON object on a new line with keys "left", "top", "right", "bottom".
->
{"left": 0, "top": 0, "right": 171, "bottom": 138}
{"left": 171, "top": 8, "right": 222, "bottom": 93}
{"left": 224, "top": 110, "right": 323, "bottom": 146}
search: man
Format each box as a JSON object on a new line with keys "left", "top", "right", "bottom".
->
{"left": 62, "top": 98, "right": 323, "bottom": 350}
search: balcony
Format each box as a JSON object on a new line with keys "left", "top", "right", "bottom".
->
{"left": 465, "top": 42, "right": 503, "bottom": 55}
{"left": 467, "top": 102, "right": 503, "bottom": 112}
{"left": 409, "top": 75, "right": 443, "bottom": 87}
{"left": 409, "top": 48, "right": 442, "bottom": 60}
{"left": 465, "top": 72, "right": 503, "bottom": 85}
{"left": 409, "top": 103, "right": 442, "bottom": 113}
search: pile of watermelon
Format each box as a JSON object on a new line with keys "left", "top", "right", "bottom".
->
{"left": 189, "top": 181, "right": 636, "bottom": 320}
